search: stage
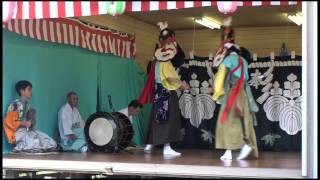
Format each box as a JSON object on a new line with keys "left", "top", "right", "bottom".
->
{"left": 3, "top": 148, "right": 302, "bottom": 178}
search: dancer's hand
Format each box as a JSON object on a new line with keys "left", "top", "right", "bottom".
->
{"left": 21, "top": 121, "right": 32, "bottom": 128}
{"left": 68, "top": 134, "right": 77, "bottom": 141}
{"left": 207, "top": 87, "right": 213, "bottom": 94}
{"left": 181, "top": 81, "right": 190, "bottom": 91}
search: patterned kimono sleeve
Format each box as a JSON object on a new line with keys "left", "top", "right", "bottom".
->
{"left": 7, "top": 101, "right": 18, "bottom": 113}
{"left": 3, "top": 101, "right": 21, "bottom": 143}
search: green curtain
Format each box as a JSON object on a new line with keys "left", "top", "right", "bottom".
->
{"left": 3, "top": 30, "right": 149, "bottom": 154}
{"left": 98, "top": 57, "right": 151, "bottom": 146}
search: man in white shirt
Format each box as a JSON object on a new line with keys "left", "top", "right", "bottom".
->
{"left": 58, "top": 92, "right": 87, "bottom": 153}
{"left": 118, "top": 100, "right": 143, "bottom": 123}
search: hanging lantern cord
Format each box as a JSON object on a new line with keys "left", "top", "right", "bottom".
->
{"left": 192, "top": 18, "right": 196, "bottom": 53}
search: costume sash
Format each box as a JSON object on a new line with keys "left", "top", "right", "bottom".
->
{"left": 220, "top": 58, "right": 245, "bottom": 124}
{"left": 138, "top": 62, "right": 156, "bottom": 105}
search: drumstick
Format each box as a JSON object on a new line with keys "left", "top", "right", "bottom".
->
{"left": 115, "top": 144, "right": 134, "bottom": 155}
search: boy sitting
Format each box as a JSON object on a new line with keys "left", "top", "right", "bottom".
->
{"left": 3, "top": 80, "right": 57, "bottom": 153}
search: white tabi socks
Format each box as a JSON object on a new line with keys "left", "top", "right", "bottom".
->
{"left": 163, "top": 143, "right": 181, "bottom": 156}
{"left": 237, "top": 144, "right": 253, "bottom": 160}
{"left": 220, "top": 149, "right": 232, "bottom": 160}
{"left": 144, "top": 144, "right": 153, "bottom": 154}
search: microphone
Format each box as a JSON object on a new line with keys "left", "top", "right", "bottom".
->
{"left": 108, "top": 95, "right": 115, "bottom": 112}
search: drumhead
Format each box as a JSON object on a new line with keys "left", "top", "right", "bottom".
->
{"left": 88, "top": 117, "right": 114, "bottom": 146}
{"left": 85, "top": 111, "right": 118, "bottom": 152}
{"left": 85, "top": 111, "right": 134, "bottom": 153}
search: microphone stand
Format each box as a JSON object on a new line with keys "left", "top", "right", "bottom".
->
{"left": 108, "top": 95, "right": 117, "bottom": 152}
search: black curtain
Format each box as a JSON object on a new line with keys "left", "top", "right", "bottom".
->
{"left": 174, "top": 56, "right": 219, "bottom": 149}
{"left": 248, "top": 55, "right": 302, "bottom": 152}
{"left": 172, "top": 55, "right": 301, "bottom": 152}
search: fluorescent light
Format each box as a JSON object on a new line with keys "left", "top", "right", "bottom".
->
{"left": 288, "top": 13, "right": 302, "bottom": 26}
{"left": 195, "top": 17, "right": 221, "bottom": 29}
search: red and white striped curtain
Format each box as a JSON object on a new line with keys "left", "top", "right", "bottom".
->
{"left": 6, "top": 1, "right": 301, "bottom": 20}
{"left": 3, "top": 18, "right": 136, "bottom": 58}
{"left": 125, "top": 1, "right": 301, "bottom": 12}
{"left": 10, "top": 1, "right": 110, "bottom": 20}
{"left": 2, "top": 1, "right": 300, "bottom": 58}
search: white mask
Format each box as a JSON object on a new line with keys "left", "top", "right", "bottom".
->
{"left": 154, "top": 43, "right": 177, "bottom": 62}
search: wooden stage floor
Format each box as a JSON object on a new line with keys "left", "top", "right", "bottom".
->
{"left": 3, "top": 148, "right": 302, "bottom": 178}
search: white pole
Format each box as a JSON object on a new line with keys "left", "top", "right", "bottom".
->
{"left": 301, "top": 2, "right": 307, "bottom": 177}
{"left": 310, "top": 2, "right": 318, "bottom": 178}
{"left": 302, "top": 1, "right": 318, "bottom": 178}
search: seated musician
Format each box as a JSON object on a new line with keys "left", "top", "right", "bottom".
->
{"left": 118, "top": 100, "right": 143, "bottom": 123}
{"left": 58, "top": 92, "right": 87, "bottom": 153}
{"left": 3, "top": 80, "right": 57, "bottom": 153}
